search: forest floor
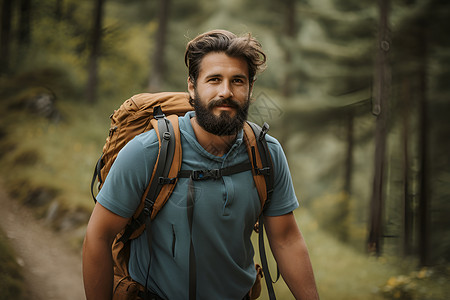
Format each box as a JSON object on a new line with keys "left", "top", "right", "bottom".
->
{"left": 0, "top": 183, "right": 85, "bottom": 300}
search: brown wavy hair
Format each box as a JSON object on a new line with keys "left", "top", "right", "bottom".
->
{"left": 184, "top": 30, "right": 266, "bottom": 87}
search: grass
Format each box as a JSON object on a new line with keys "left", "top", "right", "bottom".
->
{"left": 0, "top": 93, "right": 116, "bottom": 211}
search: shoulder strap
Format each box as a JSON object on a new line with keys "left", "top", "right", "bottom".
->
{"left": 118, "top": 108, "right": 182, "bottom": 244}
{"left": 244, "top": 121, "right": 278, "bottom": 300}
{"left": 243, "top": 121, "right": 274, "bottom": 211}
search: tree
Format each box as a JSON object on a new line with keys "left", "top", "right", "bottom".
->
{"left": 55, "top": 0, "right": 63, "bottom": 21}
{"left": 281, "top": 0, "right": 298, "bottom": 99}
{"left": 147, "top": 0, "right": 171, "bottom": 92}
{"left": 18, "top": 0, "right": 32, "bottom": 47}
{"left": 367, "top": 0, "right": 391, "bottom": 255}
{"left": 86, "top": 0, "right": 105, "bottom": 103}
{"left": 400, "top": 78, "right": 413, "bottom": 256}
{"left": 1, "top": 0, "right": 13, "bottom": 74}
{"left": 417, "top": 13, "right": 430, "bottom": 266}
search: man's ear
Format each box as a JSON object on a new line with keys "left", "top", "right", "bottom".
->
{"left": 187, "top": 77, "right": 195, "bottom": 99}
{"left": 249, "top": 80, "right": 255, "bottom": 102}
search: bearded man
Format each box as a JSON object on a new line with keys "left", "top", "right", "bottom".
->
{"left": 83, "top": 29, "right": 319, "bottom": 300}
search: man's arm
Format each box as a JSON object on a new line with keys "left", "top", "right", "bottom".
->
{"left": 82, "top": 202, "right": 129, "bottom": 300}
{"left": 265, "top": 212, "right": 319, "bottom": 300}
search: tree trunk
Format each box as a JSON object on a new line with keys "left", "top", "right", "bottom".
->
{"left": 1, "top": 0, "right": 13, "bottom": 74}
{"left": 341, "top": 111, "right": 354, "bottom": 242}
{"left": 279, "top": 0, "right": 297, "bottom": 148}
{"left": 86, "top": 0, "right": 105, "bottom": 103}
{"left": 147, "top": 0, "right": 171, "bottom": 92}
{"left": 55, "top": 0, "right": 63, "bottom": 21}
{"left": 368, "top": 0, "right": 391, "bottom": 255}
{"left": 401, "top": 78, "right": 413, "bottom": 256}
{"left": 18, "top": 0, "right": 31, "bottom": 47}
{"left": 281, "top": 0, "right": 296, "bottom": 99}
{"left": 417, "top": 25, "right": 430, "bottom": 266}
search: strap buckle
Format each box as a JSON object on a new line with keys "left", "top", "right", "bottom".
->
{"left": 256, "top": 167, "right": 271, "bottom": 176}
{"left": 191, "top": 169, "right": 221, "bottom": 181}
{"left": 259, "top": 122, "right": 270, "bottom": 141}
{"left": 158, "top": 177, "right": 176, "bottom": 184}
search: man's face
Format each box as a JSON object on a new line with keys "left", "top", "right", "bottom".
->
{"left": 188, "top": 52, "right": 252, "bottom": 136}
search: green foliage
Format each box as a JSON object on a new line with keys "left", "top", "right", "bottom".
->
{"left": 0, "top": 229, "right": 27, "bottom": 300}
{"left": 0, "top": 87, "right": 112, "bottom": 211}
{"left": 380, "top": 267, "right": 450, "bottom": 300}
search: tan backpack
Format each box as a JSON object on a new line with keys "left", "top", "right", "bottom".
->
{"left": 91, "top": 92, "right": 277, "bottom": 300}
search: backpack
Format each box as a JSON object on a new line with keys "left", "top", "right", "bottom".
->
{"left": 90, "top": 92, "right": 278, "bottom": 300}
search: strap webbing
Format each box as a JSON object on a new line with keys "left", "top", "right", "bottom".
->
{"left": 178, "top": 161, "right": 253, "bottom": 181}
{"left": 90, "top": 155, "right": 104, "bottom": 202}
{"left": 187, "top": 176, "right": 196, "bottom": 300}
{"left": 258, "top": 214, "right": 276, "bottom": 299}
{"left": 247, "top": 122, "right": 277, "bottom": 300}
{"left": 248, "top": 122, "right": 274, "bottom": 202}
{"left": 144, "top": 112, "right": 175, "bottom": 214}
{"left": 142, "top": 107, "right": 176, "bottom": 299}
{"left": 144, "top": 215, "right": 154, "bottom": 300}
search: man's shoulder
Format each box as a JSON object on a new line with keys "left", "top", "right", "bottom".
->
{"left": 264, "top": 133, "right": 283, "bottom": 154}
{"left": 133, "top": 128, "right": 159, "bottom": 149}
{"left": 265, "top": 133, "right": 280, "bottom": 145}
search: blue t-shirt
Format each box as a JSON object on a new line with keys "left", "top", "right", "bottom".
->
{"left": 97, "top": 111, "right": 299, "bottom": 299}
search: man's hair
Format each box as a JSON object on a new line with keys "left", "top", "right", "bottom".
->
{"left": 184, "top": 29, "right": 266, "bottom": 85}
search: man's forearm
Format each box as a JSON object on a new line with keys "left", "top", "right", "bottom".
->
{"left": 82, "top": 236, "right": 114, "bottom": 300}
{"left": 275, "top": 237, "right": 319, "bottom": 299}
{"left": 265, "top": 213, "right": 319, "bottom": 300}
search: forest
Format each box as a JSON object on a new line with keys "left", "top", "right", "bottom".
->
{"left": 0, "top": 0, "right": 449, "bottom": 299}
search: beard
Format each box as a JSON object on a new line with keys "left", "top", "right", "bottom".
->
{"left": 191, "top": 90, "right": 250, "bottom": 136}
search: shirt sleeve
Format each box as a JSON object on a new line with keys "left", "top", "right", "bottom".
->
{"left": 262, "top": 136, "right": 299, "bottom": 216}
{"left": 96, "top": 131, "right": 159, "bottom": 218}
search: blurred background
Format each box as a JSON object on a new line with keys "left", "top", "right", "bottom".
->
{"left": 0, "top": 0, "right": 449, "bottom": 299}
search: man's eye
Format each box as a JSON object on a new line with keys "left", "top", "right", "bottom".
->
{"left": 208, "top": 78, "right": 220, "bottom": 82}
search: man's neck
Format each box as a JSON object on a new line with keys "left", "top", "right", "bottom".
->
{"left": 190, "top": 117, "right": 236, "bottom": 157}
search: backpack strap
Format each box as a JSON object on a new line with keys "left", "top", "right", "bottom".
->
{"left": 90, "top": 155, "right": 104, "bottom": 202}
{"left": 243, "top": 121, "right": 274, "bottom": 210}
{"left": 244, "top": 121, "right": 277, "bottom": 300}
{"left": 177, "top": 162, "right": 253, "bottom": 180}
{"left": 118, "top": 109, "right": 182, "bottom": 244}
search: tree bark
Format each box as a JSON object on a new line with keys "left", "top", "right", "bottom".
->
{"left": 55, "top": 0, "right": 63, "bottom": 21}
{"left": 417, "top": 24, "right": 430, "bottom": 266}
{"left": 147, "top": 0, "right": 171, "bottom": 92}
{"left": 368, "top": 0, "right": 391, "bottom": 255}
{"left": 401, "top": 78, "right": 413, "bottom": 256}
{"left": 18, "top": 0, "right": 32, "bottom": 47}
{"left": 341, "top": 111, "right": 354, "bottom": 242}
{"left": 281, "top": 0, "right": 297, "bottom": 99}
{"left": 86, "top": 0, "right": 105, "bottom": 103}
{"left": 1, "top": 0, "right": 13, "bottom": 74}
{"left": 279, "top": 0, "right": 297, "bottom": 148}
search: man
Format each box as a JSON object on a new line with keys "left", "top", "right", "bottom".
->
{"left": 83, "top": 29, "right": 319, "bottom": 300}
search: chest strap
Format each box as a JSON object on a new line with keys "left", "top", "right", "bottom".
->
{"left": 177, "top": 161, "right": 253, "bottom": 181}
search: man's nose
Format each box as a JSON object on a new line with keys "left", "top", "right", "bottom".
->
{"left": 218, "top": 81, "right": 234, "bottom": 99}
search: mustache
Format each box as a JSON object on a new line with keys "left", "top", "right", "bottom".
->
{"left": 207, "top": 98, "right": 240, "bottom": 110}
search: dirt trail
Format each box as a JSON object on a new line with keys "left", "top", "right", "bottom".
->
{"left": 0, "top": 185, "right": 86, "bottom": 300}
